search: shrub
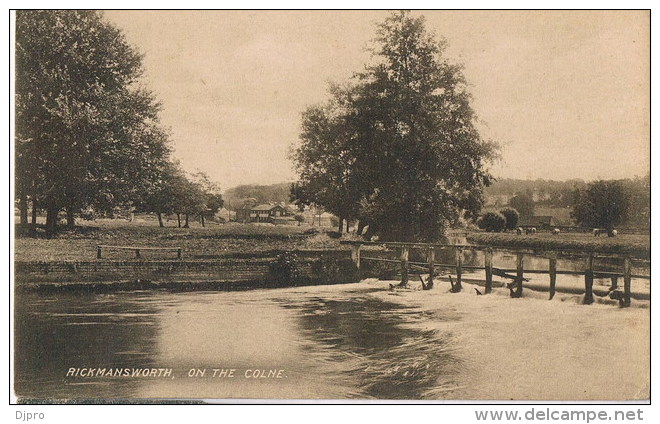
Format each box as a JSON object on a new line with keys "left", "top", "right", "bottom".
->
{"left": 268, "top": 252, "right": 304, "bottom": 286}
{"left": 311, "top": 254, "right": 343, "bottom": 284}
{"left": 477, "top": 212, "right": 506, "bottom": 232}
{"left": 499, "top": 208, "right": 519, "bottom": 230}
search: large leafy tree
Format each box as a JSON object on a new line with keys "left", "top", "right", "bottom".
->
{"left": 508, "top": 191, "right": 535, "bottom": 218}
{"left": 571, "top": 179, "right": 632, "bottom": 231}
{"left": 15, "top": 10, "right": 170, "bottom": 233}
{"left": 292, "top": 11, "right": 497, "bottom": 241}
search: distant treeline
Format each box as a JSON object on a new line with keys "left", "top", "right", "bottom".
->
{"left": 482, "top": 176, "right": 649, "bottom": 229}
{"left": 223, "top": 183, "right": 293, "bottom": 210}
{"left": 484, "top": 178, "right": 588, "bottom": 207}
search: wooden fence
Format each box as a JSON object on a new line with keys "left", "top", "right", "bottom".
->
{"left": 340, "top": 241, "right": 650, "bottom": 307}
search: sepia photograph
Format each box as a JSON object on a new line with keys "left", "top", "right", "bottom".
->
{"left": 10, "top": 9, "right": 650, "bottom": 405}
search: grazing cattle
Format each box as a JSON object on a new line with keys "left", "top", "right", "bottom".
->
{"left": 552, "top": 228, "right": 560, "bottom": 235}
{"left": 609, "top": 229, "right": 618, "bottom": 237}
{"left": 593, "top": 228, "right": 605, "bottom": 237}
{"left": 525, "top": 227, "right": 537, "bottom": 235}
{"left": 516, "top": 227, "right": 523, "bottom": 235}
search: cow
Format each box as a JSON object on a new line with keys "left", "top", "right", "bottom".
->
{"left": 552, "top": 228, "right": 560, "bottom": 235}
{"left": 593, "top": 228, "right": 606, "bottom": 237}
{"left": 609, "top": 229, "right": 618, "bottom": 237}
{"left": 516, "top": 227, "right": 523, "bottom": 235}
{"left": 525, "top": 227, "right": 537, "bottom": 235}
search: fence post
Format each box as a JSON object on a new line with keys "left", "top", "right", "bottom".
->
{"left": 135, "top": 249, "right": 141, "bottom": 259}
{"left": 351, "top": 244, "right": 362, "bottom": 282}
{"left": 427, "top": 247, "right": 435, "bottom": 289}
{"left": 400, "top": 245, "right": 409, "bottom": 287}
{"left": 515, "top": 252, "right": 524, "bottom": 297}
{"left": 610, "top": 276, "right": 618, "bottom": 290}
{"left": 97, "top": 245, "right": 102, "bottom": 259}
{"left": 484, "top": 247, "right": 493, "bottom": 294}
{"left": 549, "top": 255, "right": 557, "bottom": 300}
{"left": 455, "top": 247, "right": 463, "bottom": 292}
{"left": 623, "top": 257, "right": 632, "bottom": 307}
{"left": 177, "top": 248, "right": 183, "bottom": 260}
{"left": 584, "top": 252, "right": 594, "bottom": 304}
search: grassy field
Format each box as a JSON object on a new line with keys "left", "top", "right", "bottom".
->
{"left": 14, "top": 219, "right": 354, "bottom": 262}
{"left": 14, "top": 215, "right": 651, "bottom": 262}
{"left": 467, "top": 231, "right": 650, "bottom": 258}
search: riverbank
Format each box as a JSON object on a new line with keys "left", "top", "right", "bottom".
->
{"left": 466, "top": 231, "right": 650, "bottom": 258}
{"left": 365, "top": 278, "right": 650, "bottom": 400}
{"left": 14, "top": 220, "right": 359, "bottom": 262}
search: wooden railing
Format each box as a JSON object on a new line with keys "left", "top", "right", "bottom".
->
{"left": 340, "top": 241, "right": 649, "bottom": 307}
{"left": 96, "top": 245, "right": 183, "bottom": 260}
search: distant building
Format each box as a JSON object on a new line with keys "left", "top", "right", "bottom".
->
{"left": 235, "top": 203, "right": 291, "bottom": 223}
{"left": 519, "top": 215, "right": 556, "bottom": 228}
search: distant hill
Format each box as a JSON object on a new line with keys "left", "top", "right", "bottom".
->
{"left": 224, "top": 182, "right": 292, "bottom": 210}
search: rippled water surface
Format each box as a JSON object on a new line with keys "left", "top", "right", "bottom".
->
{"left": 15, "top": 284, "right": 462, "bottom": 401}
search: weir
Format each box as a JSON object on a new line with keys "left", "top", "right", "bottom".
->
{"left": 341, "top": 240, "right": 650, "bottom": 307}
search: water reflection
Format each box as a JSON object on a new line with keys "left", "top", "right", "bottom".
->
{"left": 15, "top": 286, "right": 460, "bottom": 401}
{"left": 14, "top": 293, "right": 160, "bottom": 399}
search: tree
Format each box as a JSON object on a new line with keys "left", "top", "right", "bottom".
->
{"left": 571, "top": 180, "right": 630, "bottom": 231}
{"left": 292, "top": 11, "right": 497, "bottom": 241}
{"left": 191, "top": 171, "right": 224, "bottom": 227}
{"left": 15, "top": 10, "right": 170, "bottom": 233}
{"left": 621, "top": 174, "right": 650, "bottom": 228}
{"left": 140, "top": 161, "right": 185, "bottom": 227}
{"left": 477, "top": 212, "right": 506, "bottom": 232}
{"left": 499, "top": 207, "right": 519, "bottom": 230}
{"left": 509, "top": 192, "right": 535, "bottom": 218}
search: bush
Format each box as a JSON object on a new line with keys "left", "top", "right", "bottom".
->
{"left": 268, "top": 252, "right": 304, "bottom": 286}
{"left": 499, "top": 208, "right": 519, "bottom": 230}
{"left": 477, "top": 212, "right": 506, "bottom": 232}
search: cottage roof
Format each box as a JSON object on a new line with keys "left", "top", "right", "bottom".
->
{"left": 251, "top": 204, "right": 282, "bottom": 211}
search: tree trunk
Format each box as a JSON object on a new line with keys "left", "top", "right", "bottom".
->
{"left": 19, "top": 192, "right": 28, "bottom": 224}
{"left": 45, "top": 206, "right": 59, "bottom": 235}
{"left": 157, "top": 213, "right": 164, "bottom": 228}
{"left": 177, "top": 213, "right": 181, "bottom": 228}
{"left": 338, "top": 217, "right": 343, "bottom": 233}
{"left": 357, "top": 220, "right": 366, "bottom": 235}
{"left": 184, "top": 214, "right": 189, "bottom": 228}
{"left": 31, "top": 202, "right": 37, "bottom": 225}
{"left": 346, "top": 220, "right": 350, "bottom": 233}
{"left": 66, "top": 207, "right": 75, "bottom": 228}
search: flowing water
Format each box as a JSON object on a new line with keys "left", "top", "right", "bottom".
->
{"left": 14, "top": 244, "right": 649, "bottom": 401}
{"left": 14, "top": 284, "right": 462, "bottom": 401}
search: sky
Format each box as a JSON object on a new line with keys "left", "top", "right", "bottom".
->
{"left": 105, "top": 10, "right": 650, "bottom": 190}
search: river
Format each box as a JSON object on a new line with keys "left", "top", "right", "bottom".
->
{"left": 14, "top": 284, "right": 464, "bottom": 401}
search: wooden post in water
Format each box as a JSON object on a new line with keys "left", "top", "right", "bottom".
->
{"left": 610, "top": 276, "right": 619, "bottom": 290}
{"left": 97, "top": 245, "right": 102, "bottom": 259}
{"left": 350, "top": 244, "right": 361, "bottom": 270}
{"left": 427, "top": 247, "right": 435, "bottom": 290}
{"left": 623, "top": 257, "right": 632, "bottom": 307}
{"left": 484, "top": 247, "right": 493, "bottom": 294}
{"left": 515, "top": 252, "right": 524, "bottom": 297}
{"left": 351, "top": 244, "right": 362, "bottom": 280}
{"left": 584, "top": 252, "right": 594, "bottom": 304}
{"left": 399, "top": 245, "right": 409, "bottom": 287}
{"left": 549, "top": 255, "right": 557, "bottom": 300}
{"left": 454, "top": 247, "right": 463, "bottom": 292}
